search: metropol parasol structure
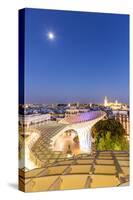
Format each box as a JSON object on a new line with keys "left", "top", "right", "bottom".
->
{"left": 19, "top": 111, "right": 129, "bottom": 192}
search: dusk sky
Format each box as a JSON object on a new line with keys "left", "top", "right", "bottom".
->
{"left": 24, "top": 8, "right": 129, "bottom": 104}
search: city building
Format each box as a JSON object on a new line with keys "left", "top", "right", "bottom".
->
{"left": 104, "top": 96, "right": 128, "bottom": 110}
{"left": 65, "top": 106, "right": 80, "bottom": 117}
{"left": 19, "top": 113, "right": 51, "bottom": 127}
{"left": 113, "top": 110, "right": 129, "bottom": 139}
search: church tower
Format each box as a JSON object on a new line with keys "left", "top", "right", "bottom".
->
{"left": 104, "top": 96, "right": 108, "bottom": 107}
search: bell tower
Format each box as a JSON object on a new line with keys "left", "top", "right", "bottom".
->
{"left": 104, "top": 96, "right": 108, "bottom": 107}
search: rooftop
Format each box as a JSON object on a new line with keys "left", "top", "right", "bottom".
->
{"left": 60, "top": 111, "right": 105, "bottom": 124}
{"left": 19, "top": 150, "right": 129, "bottom": 192}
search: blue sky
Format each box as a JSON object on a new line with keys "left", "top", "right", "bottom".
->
{"left": 24, "top": 8, "right": 129, "bottom": 104}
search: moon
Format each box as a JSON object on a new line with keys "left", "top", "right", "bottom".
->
{"left": 47, "top": 32, "right": 55, "bottom": 40}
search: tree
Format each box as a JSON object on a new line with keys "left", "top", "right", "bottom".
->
{"left": 92, "top": 119, "right": 129, "bottom": 151}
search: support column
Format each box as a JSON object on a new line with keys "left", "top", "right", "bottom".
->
{"left": 77, "top": 127, "right": 92, "bottom": 153}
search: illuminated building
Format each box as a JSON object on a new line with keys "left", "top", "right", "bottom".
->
{"left": 104, "top": 96, "right": 128, "bottom": 111}
{"left": 113, "top": 111, "right": 129, "bottom": 139}
{"left": 19, "top": 113, "right": 51, "bottom": 127}
{"left": 104, "top": 96, "right": 108, "bottom": 107}
{"left": 65, "top": 106, "right": 79, "bottom": 117}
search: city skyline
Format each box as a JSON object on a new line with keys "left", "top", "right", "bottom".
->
{"left": 23, "top": 9, "right": 129, "bottom": 104}
{"left": 21, "top": 96, "right": 129, "bottom": 106}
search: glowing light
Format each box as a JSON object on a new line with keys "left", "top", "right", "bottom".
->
{"left": 104, "top": 96, "right": 108, "bottom": 107}
{"left": 67, "top": 154, "right": 72, "bottom": 158}
{"left": 47, "top": 32, "right": 55, "bottom": 40}
{"left": 115, "top": 100, "right": 118, "bottom": 105}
